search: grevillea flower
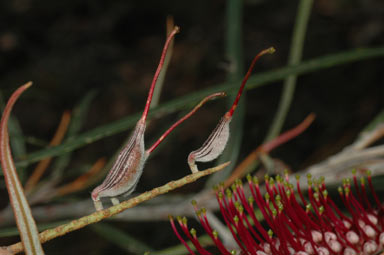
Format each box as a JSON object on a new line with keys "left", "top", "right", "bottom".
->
{"left": 170, "top": 170, "right": 384, "bottom": 255}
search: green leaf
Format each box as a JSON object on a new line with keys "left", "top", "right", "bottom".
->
{"left": 0, "top": 82, "right": 45, "bottom": 255}
{"left": 91, "top": 223, "right": 152, "bottom": 253}
{"left": 206, "top": 0, "right": 244, "bottom": 187}
{"left": 265, "top": 0, "right": 313, "bottom": 142}
{"left": 13, "top": 47, "right": 384, "bottom": 168}
{"left": 50, "top": 90, "right": 97, "bottom": 181}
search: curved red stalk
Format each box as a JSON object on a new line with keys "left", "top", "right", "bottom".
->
{"left": 226, "top": 47, "right": 275, "bottom": 118}
{"left": 352, "top": 171, "right": 363, "bottom": 206}
{"left": 235, "top": 184, "right": 268, "bottom": 242}
{"left": 178, "top": 217, "right": 211, "bottom": 255}
{"left": 262, "top": 113, "right": 315, "bottom": 152}
{"left": 248, "top": 181, "right": 274, "bottom": 228}
{"left": 296, "top": 179, "right": 307, "bottom": 206}
{"left": 360, "top": 177, "right": 373, "bottom": 211}
{"left": 275, "top": 213, "right": 294, "bottom": 254}
{"left": 146, "top": 92, "right": 226, "bottom": 154}
{"left": 197, "top": 210, "right": 231, "bottom": 255}
{"left": 226, "top": 193, "right": 239, "bottom": 223}
{"left": 169, "top": 216, "right": 196, "bottom": 255}
{"left": 141, "top": 26, "right": 180, "bottom": 122}
{"left": 216, "top": 193, "right": 248, "bottom": 253}
{"left": 367, "top": 173, "right": 381, "bottom": 209}
{"left": 348, "top": 190, "right": 380, "bottom": 233}
{"left": 233, "top": 214, "right": 259, "bottom": 254}
{"left": 172, "top": 173, "right": 384, "bottom": 254}
{"left": 285, "top": 189, "right": 321, "bottom": 231}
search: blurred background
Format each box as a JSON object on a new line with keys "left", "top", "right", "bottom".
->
{"left": 0, "top": 0, "right": 383, "bottom": 254}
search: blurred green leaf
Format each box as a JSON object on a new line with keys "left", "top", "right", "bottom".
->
{"left": 0, "top": 83, "right": 45, "bottom": 255}
{"left": 12, "top": 46, "right": 384, "bottom": 169}
{"left": 0, "top": 220, "right": 69, "bottom": 238}
{"left": 50, "top": 90, "right": 97, "bottom": 181}
{"left": 265, "top": 0, "right": 313, "bottom": 142}
{"left": 206, "top": 0, "right": 244, "bottom": 187}
{"left": 0, "top": 93, "right": 27, "bottom": 182}
{"left": 91, "top": 223, "right": 152, "bottom": 254}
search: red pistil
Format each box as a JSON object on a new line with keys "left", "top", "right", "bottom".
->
{"left": 169, "top": 216, "right": 196, "bottom": 255}
{"left": 171, "top": 171, "right": 383, "bottom": 255}
{"left": 367, "top": 171, "right": 381, "bottom": 209}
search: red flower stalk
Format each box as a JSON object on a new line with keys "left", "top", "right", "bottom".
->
{"left": 187, "top": 47, "right": 275, "bottom": 173}
{"left": 170, "top": 171, "right": 384, "bottom": 255}
{"left": 91, "top": 26, "right": 226, "bottom": 211}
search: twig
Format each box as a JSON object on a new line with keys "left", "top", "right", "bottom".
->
{"left": 305, "top": 144, "right": 384, "bottom": 178}
{"left": 7, "top": 162, "right": 230, "bottom": 254}
{"left": 350, "top": 123, "right": 384, "bottom": 150}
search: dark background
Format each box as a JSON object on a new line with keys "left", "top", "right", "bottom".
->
{"left": 0, "top": 0, "right": 383, "bottom": 254}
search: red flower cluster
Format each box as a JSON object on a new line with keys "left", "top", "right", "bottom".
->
{"left": 170, "top": 171, "right": 384, "bottom": 255}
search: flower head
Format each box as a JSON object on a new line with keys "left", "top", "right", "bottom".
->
{"left": 170, "top": 171, "right": 384, "bottom": 255}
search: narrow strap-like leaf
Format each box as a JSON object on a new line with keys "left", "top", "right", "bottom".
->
{"left": 0, "top": 82, "right": 45, "bottom": 255}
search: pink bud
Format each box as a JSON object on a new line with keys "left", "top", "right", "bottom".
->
{"left": 303, "top": 242, "right": 314, "bottom": 254}
{"left": 328, "top": 240, "right": 342, "bottom": 253}
{"left": 346, "top": 231, "right": 359, "bottom": 244}
{"left": 343, "top": 247, "right": 357, "bottom": 255}
{"left": 315, "top": 246, "right": 330, "bottom": 255}
{"left": 324, "top": 231, "right": 336, "bottom": 243}
{"left": 311, "top": 230, "right": 323, "bottom": 243}
{"left": 363, "top": 240, "right": 378, "bottom": 254}
{"left": 296, "top": 252, "right": 310, "bottom": 255}
{"left": 343, "top": 220, "right": 352, "bottom": 229}
{"left": 364, "top": 225, "right": 377, "bottom": 238}
{"left": 379, "top": 232, "right": 384, "bottom": 245}
{"left": 367, "top": 213, "right": 378, "bottom": 225}
{"left": 263, "top": 242, "right": 271, "bottom": 254}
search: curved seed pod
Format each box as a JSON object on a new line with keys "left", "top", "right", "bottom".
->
{"left": 91, "top": 27, "right": 180, "bottom": 211}
{"left": 188, "top": 47, "right": 275, "bottom": 173}
{"left": 188, "top": 115, "right": 231, "bottom": 173}
{"left": 91, "top": 25, "right": 226, "bottom": 210}
{"left": 92, "top": 92, "right": 225, "bottom": 210}
{"left": 91, "top": 119, "right": 146, "bottom": 210}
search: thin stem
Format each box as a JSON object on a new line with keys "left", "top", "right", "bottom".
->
{"left": 223, "top": 113, "right": 315, "bottom": 188}
{"left": 206, "top": 0, "right": 244, "bottom": 188}
{"left": 261, "top": 113, "right": 315, "bottom": 152}
{"left": 6, "top": 162, "right": 230, "bottom": 255}
{"left": 264, "top": 0, "right": 313, "bottom": 142}
{"left": 142, "top": 26, "right": 180, "bottom": 122}
{"left": 13, "top": 46, "right": 384, "bottom": 168}
{"left": 146, "top": 92, "right": 226, "bottom": 154}
{"left": 0, "top": 82, "right": 45, "bottom": 255}
{"left": 226, "top": 47, "right": 275, "bottom": 118}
